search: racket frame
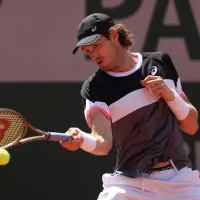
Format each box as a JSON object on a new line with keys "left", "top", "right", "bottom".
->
{"left": 0, "top": 108, "right": 62, "bottom": 149}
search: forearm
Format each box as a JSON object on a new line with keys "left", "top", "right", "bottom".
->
{"left": 80, "top": 131, "right": 112, "bottom": 155}
{"left": 178, "top": 104, "right": 199, "bottom": 135}
{"left": 91, "top": 132, "right": 112, "bottom": 155}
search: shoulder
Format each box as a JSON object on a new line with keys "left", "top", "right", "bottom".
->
{"left": 141, "top": 52, "right": 175, "bottom": 70}
{"left": 140, "top": 52, "right": 172, "bottom": 63}
{"left": 80, "top": 69, "right": 106, "bottom": 100}
{"left": 138, "top": 52, "right": 179, "bottom": 81}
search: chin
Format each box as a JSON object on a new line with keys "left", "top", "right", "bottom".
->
{"left": 99, "top": 65, "right": 110, "bottom": 72}
{"left": 98, "top": 63, "right": 111, "bottom": 71}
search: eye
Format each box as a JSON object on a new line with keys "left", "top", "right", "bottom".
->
{"left": 85, "top": 53, "right": 91, "bottom": 60}
{"left": 93, "top": 43, "right": 100, "bottom": 49}
{"left": 84, "top": 50, "right": 89, "bottom": 56}
{"left": 84, "top": 50, "right": 91, "bottom": 59}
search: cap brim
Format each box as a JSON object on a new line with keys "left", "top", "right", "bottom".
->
{"left": 72, "top": 34, "right": 101, "bottom": 54}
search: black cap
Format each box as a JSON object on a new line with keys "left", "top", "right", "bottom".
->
{"left": 72, "top": 13, "right": 115, "bottom": 54}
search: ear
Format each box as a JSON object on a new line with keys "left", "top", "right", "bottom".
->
{"left": 109, "top": 29, "right": 119, "bottom": 42}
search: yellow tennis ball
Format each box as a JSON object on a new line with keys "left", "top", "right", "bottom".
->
{"left": 0, "top": 148, "right": 10, "bottom": 165}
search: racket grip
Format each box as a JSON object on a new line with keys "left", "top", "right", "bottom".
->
{"left": 48, "top": 132, "right": 72, "bottom": 141}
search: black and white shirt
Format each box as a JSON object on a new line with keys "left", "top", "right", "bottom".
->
{"left": 81, "top": 52, "right": 191, "bottom": 178}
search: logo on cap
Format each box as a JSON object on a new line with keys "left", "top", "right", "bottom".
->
{"left": 92, "top": 26, "right": 97, "bottom": 32}
{"left": 151, "top": 66, "right": 157, "bottom": 75}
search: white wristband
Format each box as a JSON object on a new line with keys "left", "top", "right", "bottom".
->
{"left": 166, "top": 89, "right": 190, "bottom": 121}
{"left": 80, "top": 131, "right": 96, "bottom": 152}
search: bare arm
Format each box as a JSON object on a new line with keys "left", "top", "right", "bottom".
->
{"left": 60, "top": 108, "right": 113, "bottom": 155}
{"left": 89, "top": 108, "right": 113, "bottom": 155}
{"left": 178, "top": 93, "right": 199, "bottom": 135}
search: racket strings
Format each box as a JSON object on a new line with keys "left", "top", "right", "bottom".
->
{"left": 0, "top": 112, "right": 25, "bottom": 147}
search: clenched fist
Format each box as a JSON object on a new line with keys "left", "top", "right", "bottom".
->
{"left": 60, "top": 127, "right": 84, "bottom": 151}
{"left": 141, "top": 75, "right": 175, "bottom": 102}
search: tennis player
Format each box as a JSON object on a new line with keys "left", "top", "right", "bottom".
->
{"left": 61, "top": 13, "right": 200, "bottom": 199}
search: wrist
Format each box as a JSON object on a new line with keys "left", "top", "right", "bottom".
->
{"left": 164, "top": 89, "right": 176, "bottom": 102}
{"left": 166, "top": 89, "right": 189, "bottom": 120}
{"left": 80, "top": 131, "right": 97, "bottom": 152}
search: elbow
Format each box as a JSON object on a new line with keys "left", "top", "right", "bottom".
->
{"left": 189, "top": 123, "right": 199, "bottom": 135}
{"left": 101, "top": 144, "right": 112, "bottom": 155}
{"left": 190, "top": 110, "right": 199, "bottom": 135}
{"left": 183, "top": 122, "right": 199, "bottom": 135}
{"left": 101, "top": 151, "right": 109, "bottom": 156}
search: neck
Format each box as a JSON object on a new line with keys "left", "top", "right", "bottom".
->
{"left": 111, "top": 49, "right": 138, "bottom": 73}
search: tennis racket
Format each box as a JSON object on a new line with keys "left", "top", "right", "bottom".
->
{"left": 0, "top": 108, "right": 72, "bottom": 149}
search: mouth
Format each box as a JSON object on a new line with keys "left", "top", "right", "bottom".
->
{"left": 98, "top": 60, "right": 103, "bottom": 65}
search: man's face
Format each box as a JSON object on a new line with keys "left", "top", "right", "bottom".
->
{"left": 81, "top": 36, "right": 118, "bottom": 71}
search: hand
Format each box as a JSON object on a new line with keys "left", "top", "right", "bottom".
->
{"left": 141, "top": 75, "right": 175, "bottom": 102}
{"left": 60, "top": 127, "right": 84, "bottom": 151}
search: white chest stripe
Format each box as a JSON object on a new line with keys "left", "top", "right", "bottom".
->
{"left": 84, "top": 79, "right": 178, "bottom": 125}
{"left": 109, "top": 79, "right": 176, "bottom": 123}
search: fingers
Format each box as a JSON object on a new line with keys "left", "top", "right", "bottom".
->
{"left": 150, "top": 84, "right": 165, "bottom": 97}
{"left": 60, "top": 127, "right": 84, "bottom": 151}
{"left": 60, "top": 138, "right": 73, "bottom": 149}
{"left": 141, "top": 75, "right": 167, "bottom": 98}
{"left": 141, "top": 79, "right": 163, "bottom": 90}
{"left": 151, "top": 83, "right": 164, "bottom": 92}
{"left": 141, "top": 75, "right": 160, "bottom": 84}
{"left": 68, "top": 128, "right": 81, "bottom": 137}
{"left": 60, "top": 138, "right": 81, "bottom": 151}
{"left": 141, "top": 75, "right": 162, "bottom": 83}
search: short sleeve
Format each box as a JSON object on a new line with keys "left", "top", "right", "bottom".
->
{"left": 160, "top": 52, "right": 183, "bottom": 96}
{"left": 80, "top": 78, "right": 111, "bottom": 128}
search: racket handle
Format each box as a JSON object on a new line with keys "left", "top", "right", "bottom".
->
{"left": 48, "top": 132, "right": 72, "bottom": 141}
